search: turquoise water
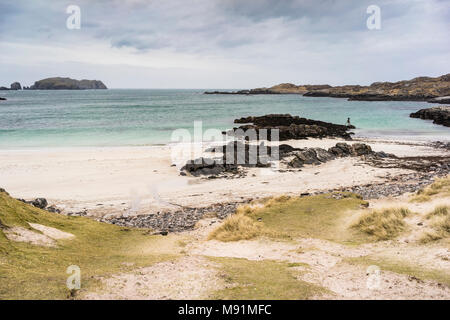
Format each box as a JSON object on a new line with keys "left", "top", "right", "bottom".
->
{"left": 0, "top": 89, "right": 449, "bottom": 148}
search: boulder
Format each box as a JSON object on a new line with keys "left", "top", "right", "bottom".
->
{"left": 328, "top": 143, "right": 353, "bottom": 157}
{"left": 31, "top": 198, "right": 48, "bottom": 209}
{"left": 351, "top": 143, "right": 373, "bottom": 156}
{"left": 180, "top": 157, "right": 237, "bottom": 177}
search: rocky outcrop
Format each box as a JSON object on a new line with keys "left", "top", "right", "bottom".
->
{"left": 0, "top": 97, "right": 6, "bottom": 101}
{"left": 29, "top": 77, "right": 107, "bottom": 90}
{"left": 205, "top": 74, "right": 450, "bottom": 102}
{"left": 409, "top": 106, "right": 450, "bottom": 127}
{"left": 288, "top": 142, "right": 377, "bottom": 168}
{"left": 10, "top": 82, "right": 22, "bottom": 90}
{"left": 181, "top": 141, "right": 303, "bottom": 177}
{"left": 0, "top": 82, "right": 22, "bottom": 90}
{"left": 180, "top": 141, "right": 378, "bottom": 176}
{"left": 230, "top": 114, "right": 354, "bottom": 140}
{"left": 427, "top": 96, "right": 450, "bottom": 104}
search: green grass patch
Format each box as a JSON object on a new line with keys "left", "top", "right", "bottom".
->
{"left": 0, "top": 191, "right": 179, "bottom": 299}
{"left": 210, "top": 257, "right": 326, "bottom": 299}
{"left": 209, "top": 193, "right": 367, "bottom": 243}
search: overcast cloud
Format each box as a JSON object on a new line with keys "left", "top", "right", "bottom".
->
{"left": 0, "top": 0, "right": 449, "bottom": 88}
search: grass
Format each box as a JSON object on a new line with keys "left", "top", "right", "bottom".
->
{"left": 351, "top": 208, "right": 411, "bottom": 241}
{"left": 420, "top": 205, "right": 450, "bottom": 243}
{"left": 210, "top": 257, "right": 327, "bottom": 299}
{"left": 208, "top": 214, "right": 262, "bottom": 242}
{"left": 0, "top": 190, "right": 179, "bottom": 299}
{"left": 410, "top": 175, "right": 450, "bottom": 202}
{"left": 208, "top": 193, "right": 368, "bottom": 243}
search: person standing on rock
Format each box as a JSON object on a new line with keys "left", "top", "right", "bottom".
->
{"left": 346, "top": 117, "right": 352, "bottom": 127}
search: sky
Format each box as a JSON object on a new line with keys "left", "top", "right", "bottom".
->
{"left": 0, "top": 0, "right": 449, "bottom": 88}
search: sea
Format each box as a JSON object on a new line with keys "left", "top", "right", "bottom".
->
{"left": 0, "top": 89, "right": 449, "bottom": 148}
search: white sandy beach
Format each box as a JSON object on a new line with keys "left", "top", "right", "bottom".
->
{"left": 0, "top": 137, "right": 447, "bottom": 217}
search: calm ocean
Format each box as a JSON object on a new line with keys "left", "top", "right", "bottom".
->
{"left": 0, "top": 89, "right": 449, "bottom": 148}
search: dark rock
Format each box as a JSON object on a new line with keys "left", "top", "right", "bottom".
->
{"left": 410, "top": 106, "right": 450, "bottom": 127}
{"left": 31, "top": 198, "right": 48, "bottom": 209}
{"left": 313, "top": 148, "right": 336, "bottom": 162}
{"left": 47, "top": 206, "right": 61, "bottom": 213}
{"left": 180, "top": 157, "right": 237, "bottom": 177}
{"left": 0, "top": 97, "right": 6, "bottom": 101}
{"left": 231, "top": 114, "right": 354, "bottom": 140}
{"left": 0, "top": 188, "right": 9, "bottom": 195}
{"left": 428, "top": 96, "right": 450, "bottom": 104}
{"left": 351, "top": 143, "right": 373, "bottom": 156}
{"left": 10, "top": 82, "right": 21, "bottom": 90}
{"left": 289, "top": 143, "right": 374, "bottom": 168}
{"left": 328, "top": 143, "right": 353, "bottom": 157}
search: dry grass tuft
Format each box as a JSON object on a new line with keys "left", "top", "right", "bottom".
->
{"left": 420, "top": 205, "right": 449, "bottom": 243}
{"left": 411, "top": 176, "right": 450, "bottom": 202}
{"left": 208, "top": 214, "right": 262, "bottom": 242}
{"left": 352, "top": 208, "right": 411, "bottom": 240}
{"left": 426, "top": 205, "right": 448, "bottom": 218}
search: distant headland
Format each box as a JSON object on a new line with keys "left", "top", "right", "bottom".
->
{"left": 205, "top": 74, "right": 450, "bottom": 103}
{"left": 0, "top": 77, "right": 107, "bottom": 90}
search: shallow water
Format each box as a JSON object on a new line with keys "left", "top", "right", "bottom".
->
{"left": 0, "top": 89, "right": 448, "bottom": 148}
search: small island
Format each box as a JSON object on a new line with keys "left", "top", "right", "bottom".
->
{"left": 28, "top": 77, "right": 107, "bottom": 90}
{"left": 0, "top": 77, "right": 107, "bottom": 91}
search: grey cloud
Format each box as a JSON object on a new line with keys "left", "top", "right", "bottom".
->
{"left": 0, "top": 0, "right": 448, "bottom": 87}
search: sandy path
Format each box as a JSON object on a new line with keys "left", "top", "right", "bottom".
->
{"left": 0, "top": 138, "right": 445, "bottom": 217}
{"left": 83, "top": 256, "right": 227, "bottom": 300}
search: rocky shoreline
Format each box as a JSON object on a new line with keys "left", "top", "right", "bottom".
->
{"left": 205, "top": 73, "right": 450, "bottom": 103}
{"left": 102, "top": 166, "right": 449, "bottom": 233}
{"left": 410, "top": 106, "right": 450, "bottom": 127}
